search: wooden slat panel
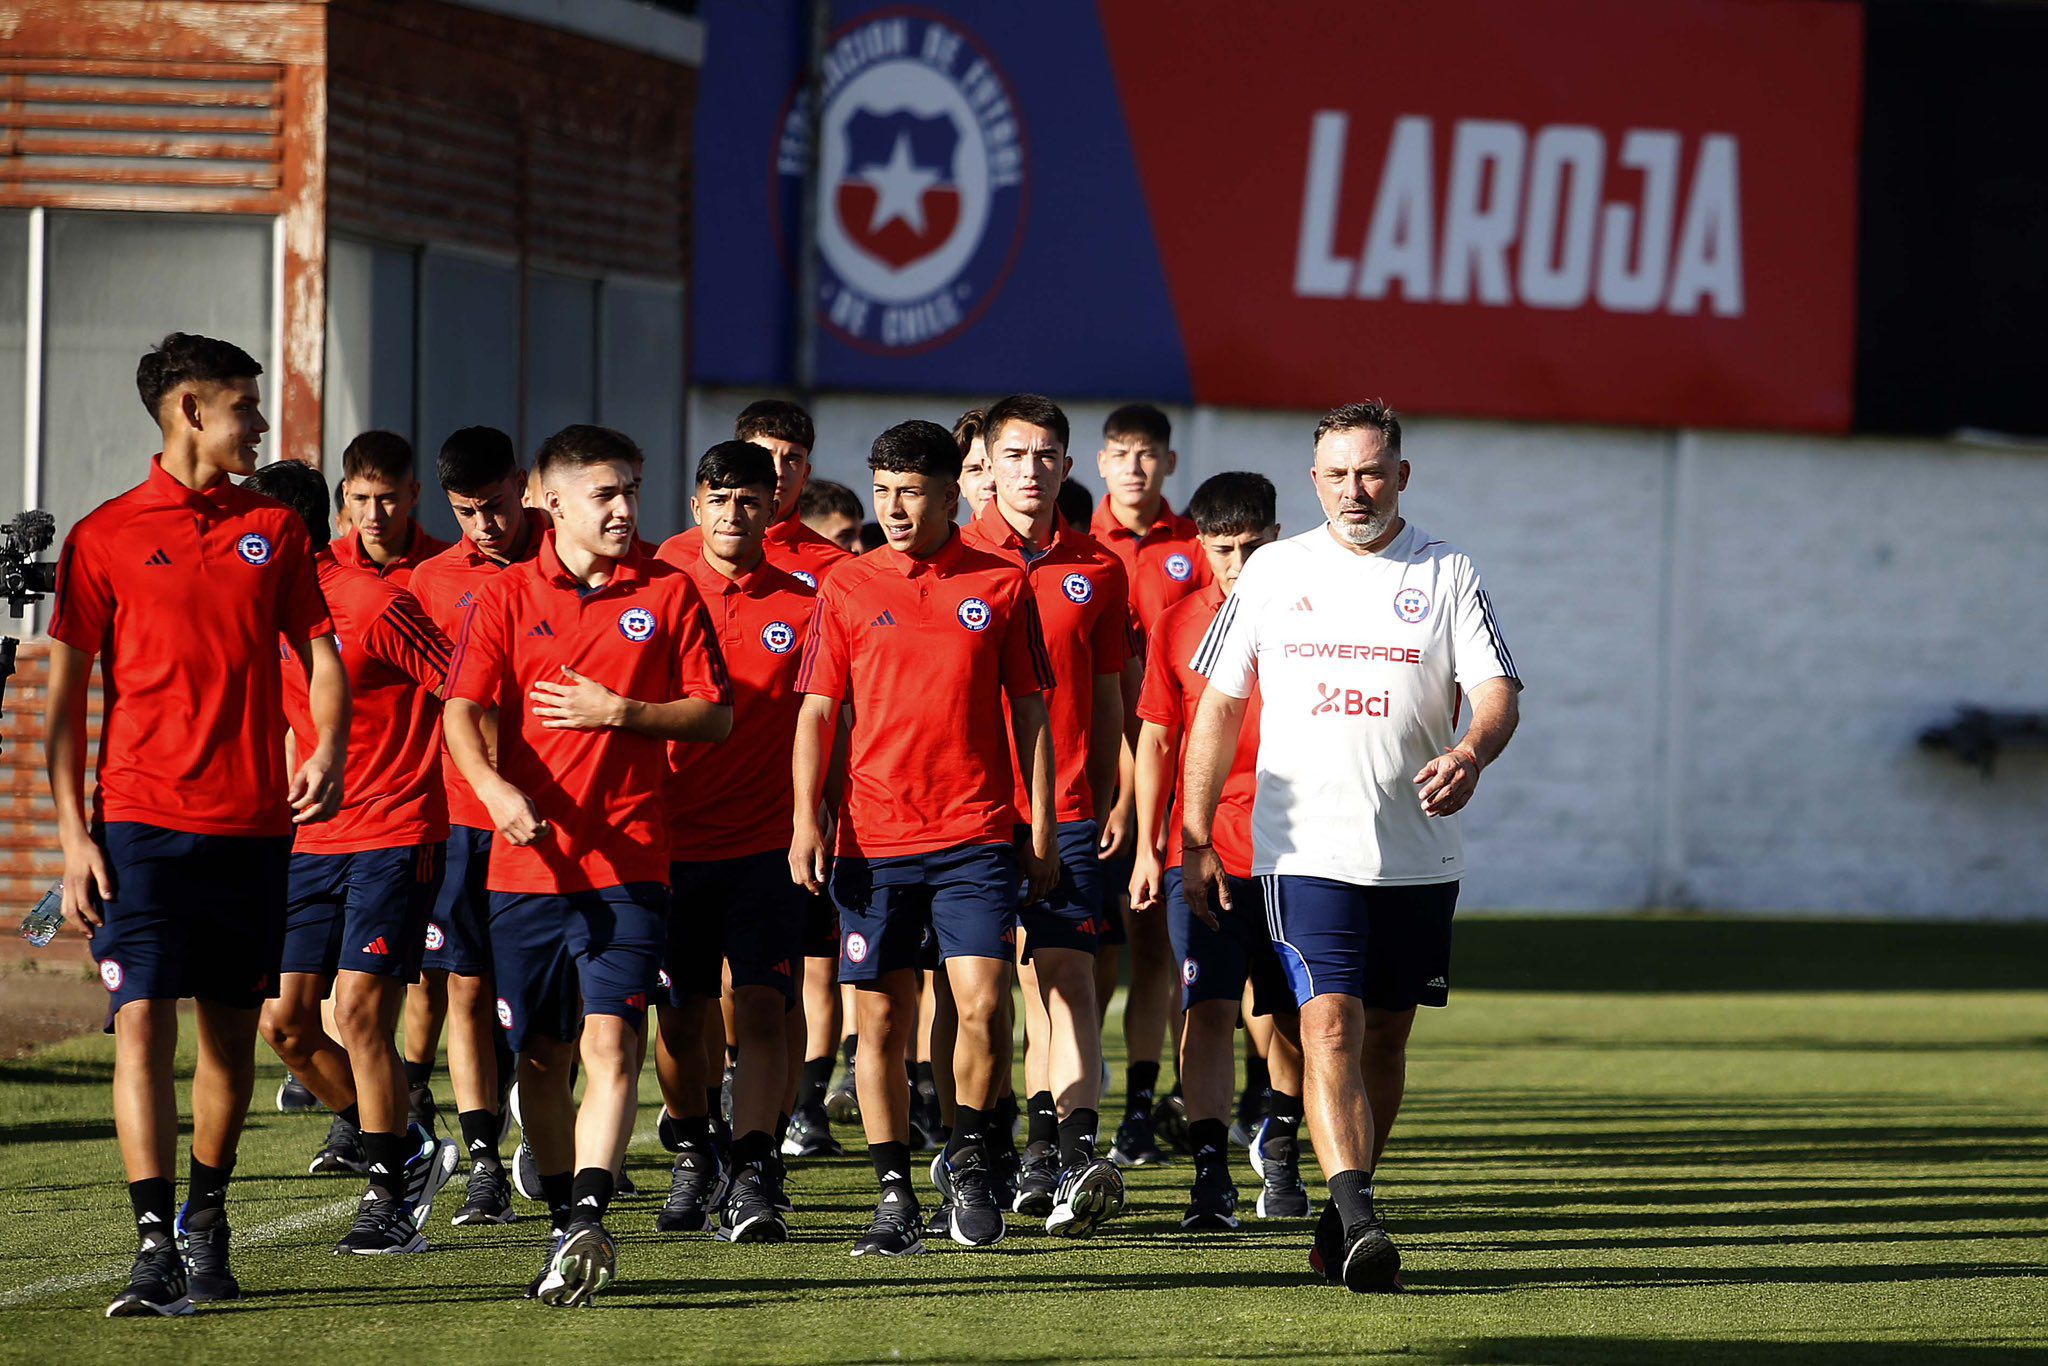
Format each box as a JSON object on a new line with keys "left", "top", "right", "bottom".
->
{"left": 19, "top": 84, "right": 277, "bottom": 108}
{"left": 0, "top": 187, "right": 280, "bottom": 213}
{"left": 12, "top": 134, "right": 277, "bottom": 160}
{"left": 0, "top": 164, "right": 280, "bottom": 188}
{"left": 0, "top": 57, "right": 282, "bottom": 82}
{"left": 0, "top": 109, "right": 283, "bottom": 134}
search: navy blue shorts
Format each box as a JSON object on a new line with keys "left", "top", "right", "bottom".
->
{"left": 1098, "top": 842, "right": 1133, "bottom": 948}
{"left": 423, "top": 824, "right": 493, "bottom": 977}
{"left": 488, "top": 882, "right": 669, "bottom": 1053}
{"left": 665, "top": 851, "right": 804, "bottom": 1006}
{"left": 280, "top": 843, "right": 443, "bottom": 983}
{"left": 801, "top": 888, "right": 838, "bottom": 960}
{"left": 831, "top": 841, "right": 1017, "bottom": 983}
{"left": 1264, "top": 876, "right": 1459, "bottom": 1010}
{"left": 1165, "top": 867, "right": 1290, "bottom": 1017}
{"left": 90, "top": 822, "right": 291, "bottom": 1023}
{"left": 1017, "top": 820, "right": 1111, "bottom": 959}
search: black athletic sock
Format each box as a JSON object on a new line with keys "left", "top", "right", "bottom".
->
{"left": 870, "top": 1140, "right": 914, "bottom": 1199}
{"left": 1190, "top": 1118, "right": 1229, "bottom": 1176}
{"left": 946, "top": 1105, "right": 987, "bottom": 1160}
{"left": 569, "top": 1166, "right": 615, "bottom": 1224}
{"left": 185, "top": 1156, "right": 233, "bottom": 1216}
{"left": 361, "top": 1131, "right": 407, "bottom": 1203}
{"left": 679, "top": 1113, "right": 716, "bottom": 1153}
{"left": 403, "top": 1059, "right": 434, "bottom": 1092}
{"left": 1126, "top": 1061, "right": 1160, "bottom": 1118}
{"left": 1028, "top": 1090, "right": 1058, "bottom": 1148}
{"left": 913, "top": 1059, "right": 936, "bottom": 1094}
{"left": 541, "top": 1170, "right": 574, "bottom": 1230}
{"left": 704, "top": 1086, "right": 723, "bottom": 1121}
{"left": 991, "top": 1091, "right": 1020, "bottom": 1153}
{"left": 458, "top": 1108, "right": 501, "bottom": 1168}
{"left": 840, "top": 1035, "right": 857, "bottom": 1069}
{"left": 1266, "top": 1091, "right": 1304, "bottom": 1143}
{"left": 1328, "top": 1169, "right": 1376, "bottom": 1236}
{"left": 732, "top": 1129, "right": 774, "bottom": 1173}
{"left": 129, "top": 1176, "right": 175, "bottom": 1249}
{"left": 338, "top": 1102, "right": 362, "bottom": 1129}
{"left": 799, "top": 1056, "right": 834, "bottom": 1110}
{"left": 1056, "top": 1109, "right": 1098, "bottom": 1169}
{"left": 1244, "top": 1051, "right": 1271, "bottom": 1097}
{"left": 776, "top": 1112, "right": 792, "bottom": 1144}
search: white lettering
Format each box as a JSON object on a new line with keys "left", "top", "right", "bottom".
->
{"left": 1595, "top": 129, "right": 1679, "bottom": 312}
{"left": 1293, "top": 111, "right": 1354, "bottom": 298}
{"left": 1518, "top": 125, "right": 1602, "bottom": 309}
{"left": 1356, "top": 116, "right": 1435, "bottom": 302}
{"left": 1666, "top": 134, "right": 1743, "bottom": 316}
{"left": 1439, "top": 120, "right": 1525, "bottom": 306}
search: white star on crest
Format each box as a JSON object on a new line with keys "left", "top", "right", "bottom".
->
{"left": 863, "top": 132, "right": 939, "bottom": 236}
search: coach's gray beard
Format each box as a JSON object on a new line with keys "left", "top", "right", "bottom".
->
{"left": 1335, "top": 505, "right": 1392, "bottom": 546}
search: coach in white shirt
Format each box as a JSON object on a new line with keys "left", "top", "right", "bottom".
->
{"left": 1180, "top": 400, "right": 1521, "bottom": 1292}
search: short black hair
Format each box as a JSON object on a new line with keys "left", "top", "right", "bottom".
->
{"left": 1312, "top": 400, "right": 1402, "bottom": 456}
{"left": 1103, "top": 402, "right": 1171, "bottom": 448}
{"left": 341, "top": 430, "right": 415, "bottom": 484}
{"left": 536, "top": 424, "right": 644, "bottom": 480}
{"left": 735, "top": 399, "right": 815, "bottom": 452}
{"left": 800, "top": 478, "right": 862, "bottom": 522}
{"left": 868, "top": 420, "right": 962, "bottom": 480}
{"left": 858, "top": 521, "right": 886, "bottom": 553}
{"left": 1188, "top": 472, "right": 1277, "bottom": 537}
{"left": 241, "top": 459, "right": 328, "bottom": 545}
{"left": 333, "top": 476, "right": 348, "bottom": 512}
{"left": 437, "top": 426, "right": 518, "bottom": 495}
{"left": 695, "top": 440, "right": 776, "bottom": 493}
{"left": 951, "top": 407, "right": 988, "bottom": 455}
{"left": 984, "top": 394, "right": 1069, "bottom": 453}
{"left": 135, "top": 332, "right": 262, "bottom": 419}
{"left": 1056, "top": 477, "right": 1094, "bottom": 529}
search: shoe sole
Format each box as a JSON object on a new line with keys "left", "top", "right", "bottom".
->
{"left": 451, "top": 1204, "right": 517, "bottom": 1227}
{"left": 947, "top": 1212, "right": 1005, "bottom": 1248}
{"left": 1258, "top": 1187, "right": 1313, "bottom": 1220}
{"left": 1046, "top": 1169, "right": 1127, "bottom": 1239}
{"left": 1180, "top": 1211, "right": 1242, "bottom": 1232}
{"left": 718, "top": 1213, "right": 789, "bottom": 1244}
{"left": 1342, "top": 1230, "right": 1402, "bottom": 1293}
{"left": 849, "top": 1237, "right": 927, "bottom": 1257}
{"left": 337, "top": 1233, "right": 429, "bottom": 1255}
{"left": 1011, "top": 1189, "right": 1055, "bottom": 1217}
{"left": 106, "top": 1294, "right": 193, "bottom": 1318}
{"left": 408, "top": 1140, "right": 461, "bottom": 1231}
{"left": 309, "top": 1154, "right": 367, "bottom": 1175}
{"left": 780, "top": 1138, "right": 844, "bottom": 1160}
{"left": 538, "top": 1227, "right": 615, "bottom": 1307}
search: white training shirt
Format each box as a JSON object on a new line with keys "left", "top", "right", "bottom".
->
{"left": 1193, "top": 520, "right": 1519, "bottom": 887}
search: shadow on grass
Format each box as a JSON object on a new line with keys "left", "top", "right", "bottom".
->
{"left": 1440, "top": 1337, "right": 2046, "bottom": 1365}
{"left": 1454, "top": 918, "right": 2048, "bottom": 992}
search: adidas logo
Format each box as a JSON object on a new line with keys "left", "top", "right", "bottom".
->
{"left": 881, "top": 1170, "right": 906, "bottom": 1183}
{"left": 870, "top": 610, "right": 898, "bottom": 627}
{"left": 362, "top": 937, "right": 390, "bottom": 956}
{"left": 1426, "top": 976, "right": 1447, "bottom": 988}
{"left": 367, "top": 1162, "right": 391, "bottom": 1174}
{"left": 144, "top": 549, "right": 172, "bottom": 567}
{"left": 138, "top": 1211, "right": 163, "bottom": 1225}
{"left": 1290, "top": 595, "right": 1314, "bottom": 611}
{"left": 527, "top": 621, "right": 556, "bottom": 637}
{"left": 469, "top": 1138, "right": 489, "bottom": 1152}
{"left": 578, "top": 1195, "right": 600, "bottom": 1207}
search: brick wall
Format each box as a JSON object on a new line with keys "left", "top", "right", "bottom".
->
{"left": 0, "top": 644, "right": 90, "bottom": 913}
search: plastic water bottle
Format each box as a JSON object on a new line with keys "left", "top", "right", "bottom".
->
{"left": 19, "top": 884, "right": 63, "bottom": 947}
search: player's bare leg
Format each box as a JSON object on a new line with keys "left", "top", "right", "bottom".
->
{"left": 1112, "top": 907, "right": 1176, "bottom": 1165}
{"left": 1298, "top": 992, "right": 1397, "bottom": 1289}
{"left": 111, "top": 1001, "right": 180, "bottom": 1184}
{"left": 1359, "top": 1007, "right": 1416, "bottom": 1168}
{"left": 574, "top": 1014, "right": 641, "bottom": 1179}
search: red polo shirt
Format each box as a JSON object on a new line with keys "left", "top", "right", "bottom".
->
{"left": 409, "top": 509, "right": 549, "bottom": 831}
{"left": 1136, "top": 582, "right": 1262, "bottom": 879}
{"left": 48, "top": 455, "right": 333, "bottom": 838}
{"left": 797, "top": 529, "right": 1053, "bottom": 859}
{"left": 283, "top": 554, "right": 452, "bottom": 854}
{"left": 662, "top": 512, "right": 852, "bottom": 591}
{"left": 657, "top": 548, "right": 818, "bottom": 862}
{"left": 1090, "top": 495, "right": 1211, "bottom": 642}
{"left": 447, "top": 533, "right": 732, "bottom": 893}
{"left": 330, "top": 523, "right": 452, "bottom": 589}
{"left": 962, "top": 502, "right": 1131, "bottom": 824}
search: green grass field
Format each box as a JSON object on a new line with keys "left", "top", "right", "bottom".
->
{"left": 2, "top": 917, "right": 2045, "bottom": 1364}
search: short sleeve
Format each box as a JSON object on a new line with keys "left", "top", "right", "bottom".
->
{"left": 1450, "top": 561, "right": 1522, "bottom": 692}
{"left": 795, "top": 585, "right": 852, "bottom": 701}
{"left": 447, "top": 582, "right": 511, "bottom": 707}
{"left": 273, "top": 520, "right": 335, "bottom": 642}
{"left": 47, "top": 532, "right": 113, "bottom": 656}
{"left": 1134, "top": 625, "right": 1181, "bottom": 731}
{"left": 670, "top": 581, "right": 733, "bottom": 704}
{"left": 364, "top": 590, "right": 455, "bottom": 692}
{"left": 1001, "top": 585, "right": 1055, "bottom": 700}
{"left": 1192, "top": 579, "right": 1259, "bottom": 700}
{"left": 1089, "top": 558, "right": 1132, "bottom": 676}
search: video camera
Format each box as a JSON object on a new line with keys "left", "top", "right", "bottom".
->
{"left": 0, "top": 509, "right": 57, "bottom": 618}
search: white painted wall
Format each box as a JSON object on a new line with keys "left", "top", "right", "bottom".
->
{"left": 690, "top": 387, "right": 2048, "bottom": 919}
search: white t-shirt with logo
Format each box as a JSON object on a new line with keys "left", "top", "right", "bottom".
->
{"left": 1194, "top": 520, "right": 1520, "bottom": 887}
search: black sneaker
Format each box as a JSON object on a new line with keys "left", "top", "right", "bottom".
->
{"left": 824, "top": 1070, "right": 860, "bottom": 1124}
{"left": 1011, "top": 1140, "right": 1059, "bottom": 1216}
{"left": 616, "top": 1165, "right": 637, "bottom": 1198}
{"left": 764, "top": 1152, "right": 794, "bottom": 1213}
{"left": 1255, "top": 1131, "right": 1313, "bottom": 1219}
{"left": 408, "top": 1082, "right": 441, "bottom": 1139}
{"left": 175, "top": 1205, "right": 239, "bottom": 1301}
{"left": 923, "top": 1200, "right": 954, "bottom": 1241}
{"left": 1154, "top": 1087, "right": 1192, "bottom": 1155}
{"left": 850, "top": 1188, "right": 926, "bottom": 1257}
{"left": 335, "top": 1192, "right": 427, "bottom": 1255}
{"left": 991, "top": 1142, "right": 1021, "bottom": 1212}
{"left": 656, "top": 1147, "right": 728, "bottom": 1233}
{"left": 535, "top": 1220, "right": 616, "bottom": 1307}
{"left": 910, "top": 1079, "right": 943, "bottom": 1147}
{"left": 105, "top": 1242, "right": 191, "bottom": 1318}
{"left": 1109, "top": 1109, "right": 1167, "bottom": 1168}
{"left": 309, "top": 1113, "right": 367, "bottom": 1174}
{"left": 276, "top": 1072, "right": 319, "bottom": 1114}
{"left": 1181, "top": 1164, "right": 1242, "bottom": 1232}
{"left": 524, "top": 1229, "right": 567, "bottom": 1299}
{"left": 513, "top": 1138, "right": 541, "bottom": 1201}
{"left": 1045, "top": 1158, "right": 1126, "bottom": 1239}
{"left": 780, "top": 1103, "right": 843, "bottom": 1159}
{"left": 1340, "top": 1219, "right": 1402, "bottom": 1293}
{"left": 1308, "top": 1203, "right": 1345, "bottom": 1283}
{"left": 717, "top": 1166, "right": 788, "bottom": 1244}
{"left": 942, "top": 1146, "right": 1004, "bottom": 1247}
{"left": 451, "top": 1161, "right": 516, "bottom": 1226}
{"left": 1231, "top": 1085, "right": 1268, "bottom": 1148}
{"left": 401, "top": 1125, "right": 461, "bottom": 1229}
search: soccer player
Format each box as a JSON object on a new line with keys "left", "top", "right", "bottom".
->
{"left": 1092, "top": 403, "right": 1211, "bottom": 1166}
{"left": 790, "top": 419, "right": 1058, "bottom": 1256}
{"left": 954, "top": 408, "right": 997, "bottom": 517}
{"left": 1129, "top": 472, "right": 1310, "bottom": 1231}
{"left": 962, "top": 395, "right": 1131, "bottom": 1236}
{"left": 651, "top": 441, "right": 819, "bottom": 1242}
{"left": 246, "top": 459, "right": 462, "bottom": 1254}
{"left": 444, "top": 424, "right": 733, "bottom": 1305}
{"left": 799, "top": 478, "right": 863, "bottom": 554}
{"left": 46, "top": 334, "right": 345, "bottom": 1316}
{"left": 408, "top": 426, "right": 550, "bottom": 1224}
{"left": 1181, "top": 401, "right": 1522, "bottom": 1291}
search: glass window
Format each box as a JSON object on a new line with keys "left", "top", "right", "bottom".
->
{"left": 325, "top": 235, "right": 417, "bottom": 468}
{"left": 525, "top": 271, "right": 598, "bottom": 449}
{"left": 599, "top": 281, "right": 686, "bottom": 540}
{"left": 0, "top": 212, "right": 27, "bottom": 512}
{"left": 40, "top": 211, "right": 272, "bottom": 538}
{"left": 417, "top": 251, "right": 518, "bottom": 542}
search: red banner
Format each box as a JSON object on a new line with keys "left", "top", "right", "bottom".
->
{"left": 1100, "top": 0, "right": 1863, "bottom": 431}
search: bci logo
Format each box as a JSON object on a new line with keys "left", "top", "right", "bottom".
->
{"left": 1311, "top": 683, "right": 1391, "bottom": 718}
